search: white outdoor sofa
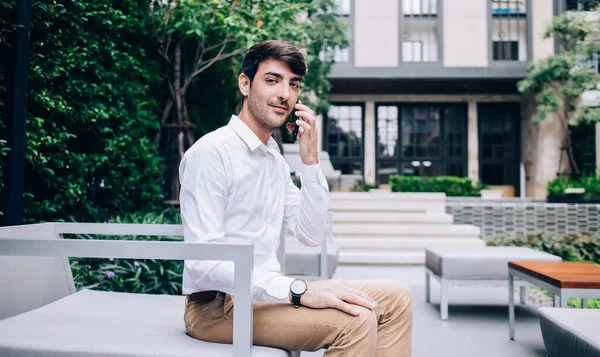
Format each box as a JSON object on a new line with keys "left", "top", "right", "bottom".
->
{"left": 0, "top": 222, "right": 314, "bottom": 357}
{"left": 425, "top": 246, "right": 562, "bottom": 320}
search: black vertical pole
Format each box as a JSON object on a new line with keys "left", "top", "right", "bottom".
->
{"left": 1, "top": 0, "right": 33, "bottom": 226}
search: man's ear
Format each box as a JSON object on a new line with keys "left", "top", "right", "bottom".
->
{"left": 238, "top": 73, "right": 250, "bottom": 97}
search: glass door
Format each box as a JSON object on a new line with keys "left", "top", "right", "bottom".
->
{"left": 376, "top": 103, "right": 468, "bottom": 184}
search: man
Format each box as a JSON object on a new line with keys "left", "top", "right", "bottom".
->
{"left": 179, "top": 40, "right": 412, "bottom": 356}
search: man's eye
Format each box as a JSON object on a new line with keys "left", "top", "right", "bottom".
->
{"left": 266, "top": 79, "right": 276, "bottom": 84}
{"left": 291, "top": 83, "right": 300, "bottom": 89}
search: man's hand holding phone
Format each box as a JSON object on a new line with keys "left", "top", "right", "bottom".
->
{"left": 286, "top": 100, "right": 319, "bottom": 166}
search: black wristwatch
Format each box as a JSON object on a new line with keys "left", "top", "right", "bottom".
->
{"left": 290, "top": 279, "right": 307, "bottom": 308}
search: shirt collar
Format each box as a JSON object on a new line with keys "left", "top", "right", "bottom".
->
{"left": 228, "top": 115, "right": 280, "bottom": 154}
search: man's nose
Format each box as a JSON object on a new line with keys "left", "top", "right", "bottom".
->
{"left": 277, "top": 83, "right": 290, "bottom": 102}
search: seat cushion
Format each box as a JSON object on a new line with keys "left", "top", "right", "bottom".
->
{"left": 285, "top": 240, "right": 338, "bottom": 277}
{"left": 539, "top": 307, "right": 600, "bottom": 357}
{"left": 426, "top": 246, "right": 561, "bottom": 279}
{"left": 0, "top": 290, "right": 290, "bottom": 357}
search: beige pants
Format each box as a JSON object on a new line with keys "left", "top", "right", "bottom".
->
{"left": 184, "top": 280, "right": 413, "bottom": 356}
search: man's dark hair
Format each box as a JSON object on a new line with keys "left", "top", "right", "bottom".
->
{"left": 242, "top": 40, "right": 307, "bottom": 84}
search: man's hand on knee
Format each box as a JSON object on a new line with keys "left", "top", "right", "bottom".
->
{"left": 297, "top": 279, "right": 377, "bottom": 316}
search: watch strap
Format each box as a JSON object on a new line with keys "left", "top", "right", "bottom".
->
{"left": 292, "top": 293, "right": 302, "bottom": 307}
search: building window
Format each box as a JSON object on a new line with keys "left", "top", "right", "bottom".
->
{"left": 334, "top": 0, "right": 351, "bottom": 63}
{"left": 490, "top": 0, "right": 528, "bottom": 62}
{"left": 401, "top": 0, "right": 439, "bottom": 63}
{"left": 566, "top": 0, "right": 598, "bottom": 11}
{"left": 376, "top": 104, "right": 467, "bottom": 185}
{"left": 402, "top": 41, "right": 423, "bottom": 62}
{"left": 478, "top": 103, "right": 520, "bottom": 195}
{"left": 325, "top": 104, "right": 364, "bottom": 175}
{"left": 493, "top": 41, "right": 519, "bottom": 60}
{"left": 377, "top": 106, "right": 399, "bottom": 159}
{"left": 334, "top": 47, "right": 350, "bottom": 62}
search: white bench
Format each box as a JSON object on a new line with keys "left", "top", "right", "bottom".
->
{"left": 425, "top": 246, "right": 562, "bottom": 320}
{"left": 0, "top": 223, "right": 300, "bottom": 357}
{"left": 282, "top": 144, "right": 342, "bottom": 190}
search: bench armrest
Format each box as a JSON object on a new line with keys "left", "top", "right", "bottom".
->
{"left": 0, "top": 235, "right": 254, "bottom": 357}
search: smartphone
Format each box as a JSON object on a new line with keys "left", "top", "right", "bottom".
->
{"left": 289, "top": 99, "right": 300, "bottom": 141}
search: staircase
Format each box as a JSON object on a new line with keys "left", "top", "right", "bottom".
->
{"left": 329, "top": 191, "right": 484, "bottom": 264}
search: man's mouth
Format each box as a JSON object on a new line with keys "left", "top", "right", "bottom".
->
{"left": 271, "top": 105, "right": 288, "bottom": 113}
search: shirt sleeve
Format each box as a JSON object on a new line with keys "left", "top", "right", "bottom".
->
{"left": 179, "top": 141, "right": 294, "bottom": 304}
{"left": 282, "top": 161, "right": 330, "bottom": 247}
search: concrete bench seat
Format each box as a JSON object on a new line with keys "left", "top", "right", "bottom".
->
{"left": 538, "top": 307, "right": 600, "bottom": 357}
{"left": 285, "top": 239, "right": 338, "bottom": 278}
{"left": 0, "top": 289, "right": 289, "bottom": 357}
{"left": 0, "top": 223, "right": 300, "bottom": 357}
{"left": 425, "top": 247, "right": 562, "bottom": 320}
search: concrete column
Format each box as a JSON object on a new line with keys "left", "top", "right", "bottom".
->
{"left": 521, "top": 96, "right": 567, "bottom": 198}
{"left": 467, "top": 99, "right": 479, "bottom": 184}
{"left": 316, "top": 114, "right": 323, "bottom": 151}
{"left": 364, "top": 101, "right": 376, "bottom": 185}
{"left": 596, "top": 122, "right": 600, "bottom": 175}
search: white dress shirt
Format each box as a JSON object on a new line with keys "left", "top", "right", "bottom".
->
{"left": 179, "top": 115, "right": 329, "bottom": 304}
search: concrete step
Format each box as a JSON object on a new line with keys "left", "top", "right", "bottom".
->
{"left": 333, "top": 224, "right": 480, "bottom": 238}
{"left": 339, "top": 250, "right": 426, "bottom": 265}
{"left": 329, "top": 192, "right": 446, "bottom": 201}
{"left": 333, "top": 212, "right": 453, "bottom": 224}
{"left": 335, "top": 237, "right": 486, "bottom": 250}
{"left": 328, "top": 200, "right": 444, "bottom": 214}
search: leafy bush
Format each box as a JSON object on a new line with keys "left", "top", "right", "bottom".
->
{"left": 352, "top": 182, "right": 377, "bottom": 192}
{"left": 70, "top": 208, "right": 184, "bottom": 295}
{"left": 0, "top": 1, "right": 165, "bottom": 223}
{"left": 389, "top": 175, "right": 483, "bottom": 196}
{"left": 547, "top": 175, "right": 600, "bottom": 197}
{"left": 487, "top": 232, "right": 600, "bottom": 308}
{"left": 486, "top": 232, "right": 600, "bottom": 264}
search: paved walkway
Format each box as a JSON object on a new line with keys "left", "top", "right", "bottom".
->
{"left": 301, "top": 265, "right": 546, "bottom": 357}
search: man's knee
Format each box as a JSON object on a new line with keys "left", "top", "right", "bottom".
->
{"left": 382, "top": 280, "right": 413, "bottom": 315}
{"left": 346, "top": 306, "right": 378, "bottom": 339}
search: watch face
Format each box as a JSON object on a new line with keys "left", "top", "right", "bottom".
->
{"left": 290, "top": 279, "right": 307, "bottom": 295}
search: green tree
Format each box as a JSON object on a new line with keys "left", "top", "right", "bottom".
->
{"left": 150, "top": 0, "right": 348, "bottom": 199}
{"left": 518, "top": 8, "right": 600, "bottom": 176}
{"left": 0, "top": 1, "right": 165, "bottom": 222}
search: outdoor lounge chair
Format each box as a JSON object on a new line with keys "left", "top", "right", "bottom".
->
{"left": 538, "top": 307, "right": 600, "bottom": 357}
{"left": 425, "top": 246, "right": 562, "bottom": 320}
{"left": 0, "top": 223, "right": 304, "bottom": 357}
{"left": 279, "top": 212, "right": 339, "bottom": 280}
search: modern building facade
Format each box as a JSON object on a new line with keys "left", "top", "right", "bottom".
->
{"left": 318, "top": 0, "right": 599, "bottom": 198}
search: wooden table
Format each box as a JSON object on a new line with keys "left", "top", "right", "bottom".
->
{"left": 508, "top": 261, "right": 600, "bottom": 340}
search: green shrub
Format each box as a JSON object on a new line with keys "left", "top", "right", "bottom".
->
{"left": 547, "top": 175, "right": 600, "bottom": 197}
{"left": 487, "top": 232, "right": 600, "bottom": 308}
{"left": 0, "top": 1, "right": 165, "bottom": 223}
{"left": 486, "top": 232, "right": 600, "bottom": 264}
{"left": 389, "top": 175, "right": 482, "bottom": 196}
{"left": 70, "top": 208, "right": 184, "bottom": 295}
{"left": 352, "top": 182, "right": 377, "bottom": 192}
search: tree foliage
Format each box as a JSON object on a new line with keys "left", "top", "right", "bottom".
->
{"left": 0, "top": 0, "right": 348, "bottom": 220}
{"left": 150, "top": 0, "right": 348, "bottom": 199}
{"left": 518, "top": 9, "right": 600, "bottom": 126}
{"left": 0, "top": 1, "right": 165, "bottom": 222}
{"left": 518, "top": 8, "right": 600, "bottom": 176}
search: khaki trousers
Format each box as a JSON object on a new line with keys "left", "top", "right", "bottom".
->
{"left": 184, "top": 279, "right": 413, "bottom": 357}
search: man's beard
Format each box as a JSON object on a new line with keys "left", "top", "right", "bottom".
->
{"left": 247, "top": 92, "right": 289, "bottom": 131}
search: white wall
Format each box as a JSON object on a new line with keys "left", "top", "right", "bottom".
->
{"left": 531, "top": 0, "right": 555, "bottom": 60}
{"left": 354, "top": 0, "right": 399, "bottom": 67}
{"left": 443, "top": 0, "right": 488, "bottom": 67}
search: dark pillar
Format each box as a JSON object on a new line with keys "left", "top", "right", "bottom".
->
{"left": 1, "top": 0, "right": 33, "bottom": 226}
